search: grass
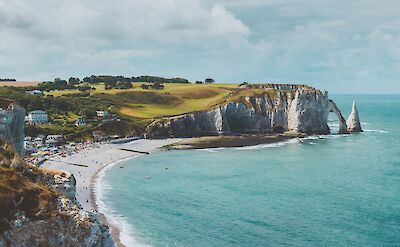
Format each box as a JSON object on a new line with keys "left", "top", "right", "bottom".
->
{"left": 46, "top": 83, "right": 238, "bottom": 120}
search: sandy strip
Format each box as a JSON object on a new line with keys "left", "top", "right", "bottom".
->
{"left": 41, "top": 138, "right": 181, "bottom": 246}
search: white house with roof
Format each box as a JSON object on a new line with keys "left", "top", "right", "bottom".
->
{"left": 27, "top": 90, "right": 43, "bottom": 95}
{"left": 96, "top": 111, "right": 110, "bottom": 118}
{"left": 27, "top": 110, "right": 48, "bottom": 124}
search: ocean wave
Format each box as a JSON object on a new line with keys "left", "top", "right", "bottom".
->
{"left": 95, "top": 156, "right": 150, "bottom": 247}
{"left": 363, "top": 129, "right": 389, "bottom": 133}
{"left": 198, "top": 148, "right": 226, "bottom": 153}
{"left": 235, "top": 138, "right": 300, "bottom": 150}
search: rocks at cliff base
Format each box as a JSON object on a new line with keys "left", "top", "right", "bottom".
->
{"left": 0, "top": 170, "right": 115, "bottom": 247}
{"left": 347, "top": 101, "right": 362, "bottom": 132}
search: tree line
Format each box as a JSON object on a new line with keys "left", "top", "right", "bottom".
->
{"left": 35, "top": 75, "right": 190, "bottom": 91}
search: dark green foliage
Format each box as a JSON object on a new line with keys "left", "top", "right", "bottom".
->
{"left": 62, "top": 92, "right": 91, "bottom": 97}
{"left": 140, "top": 82, "right": 164, "bottom": 90}
{"left": 37, "top": 79, "right": 75, "bottom": 91}
{"left": 68, "top": 77, "right": 81, "bottom": 85}
{"left": 78, "top": 85, "right": 94, "bottom": 92}
{"left": 132, "top": 76, "right": 189, "bottom": 83}
{"left": 205, "top": 78, "right": 215, "bottom": 84}
{"left": 115, "top": 81, "right": 133, "bottom": 89}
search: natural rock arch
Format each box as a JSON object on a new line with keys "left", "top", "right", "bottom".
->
{"left": 328, "top": 100, "right": 349, "bottom": 134}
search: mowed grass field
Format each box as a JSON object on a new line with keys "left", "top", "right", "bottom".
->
{"left": 48, "top": 83, "right": 239, "bottom": 120}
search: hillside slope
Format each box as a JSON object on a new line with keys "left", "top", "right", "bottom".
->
{"left": 0, "top": 141, "right": 114, "bottom": 247}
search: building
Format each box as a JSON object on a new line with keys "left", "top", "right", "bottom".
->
{"left": 28, "top": 110, "right": 48, "bottom": 124}
{"left": 96, "top": 111, "right": 110, "bottom": 119}
{"left": 27, "top": 90, "right": 43, "bottom": 95}
{"left": 75, "top": 117, "right": 86, "bottom": 126}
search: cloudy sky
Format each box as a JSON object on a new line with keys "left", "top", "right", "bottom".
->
{"left": 0, "top": 0, "right": 399, "bottom": 93}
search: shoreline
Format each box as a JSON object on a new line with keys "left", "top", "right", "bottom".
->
{"left": 90, "top": 156, "right": 137, "bottom": 247}
{"left": 41, "top": 139, "right": 181, "bottom": 247}
{"left": 40, "top": 135, "right": 309, "bottom": 246}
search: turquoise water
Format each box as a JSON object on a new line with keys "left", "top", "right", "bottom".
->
{"left": 100, "top": 95, "right": 400, "bottom": 246}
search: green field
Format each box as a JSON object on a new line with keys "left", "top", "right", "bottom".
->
{"left": 47, "top": 83, "right": 239, "bottom": 120}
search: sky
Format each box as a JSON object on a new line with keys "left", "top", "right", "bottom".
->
{"left": 0, "top": 0, "right": 399, "bottom": 93}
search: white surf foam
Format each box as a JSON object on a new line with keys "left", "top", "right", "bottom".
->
{"left": 235, "top": 138, "right": 301, "bottom": 150}
{"left": 363, "top": 129, "right": 389, "bottom": 133}
{"left": 95, "top": 156, "right": 151, "bottom": 247}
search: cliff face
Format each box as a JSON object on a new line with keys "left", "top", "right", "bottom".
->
{"left": 146, "top": 87, "right": 338, "bottom": 138}
{"left": 0, "top": 103, "right": 25, "bottom": 156}
{"left": 0, "top": 168, "right": 115, "bottom": 247}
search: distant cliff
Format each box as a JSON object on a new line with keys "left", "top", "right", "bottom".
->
{"left": 146, "top": 85, "right": 347, "bottom": 138}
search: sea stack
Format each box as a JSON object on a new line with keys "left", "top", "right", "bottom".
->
{"left": 347, "top": 101, "right": 362, "bottom": 132}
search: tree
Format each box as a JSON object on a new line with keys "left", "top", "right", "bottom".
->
{"left": 205, "top": 78, "right": 215, "bottom": 84}
{"left": 78, "top": 85, "right": 92, "bottom": 92}
{"left": 68, "top": 77, "right": 81, "bottom": 85}
{"left": 115, "top": 81, "right": 133, "bottom": 89}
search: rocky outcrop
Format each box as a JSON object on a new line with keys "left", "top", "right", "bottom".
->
{"left": 0, "top": 169, "right": 115, "bottom": 247}
{"left": 146, "top": 86, "right": 348, "bottom": 138}
{"left": 0, "top": 198, "right": 114, "bottom": 247}
{"left": 328, "top": 100, "right": 349, "bottom": 134}
{"left": 347, "top": 101, "right": 362, "bottom": 132}
{"left": 0, "top": 103, "right": 25, "bottom": 156}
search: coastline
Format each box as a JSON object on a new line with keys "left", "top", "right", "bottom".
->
{"left": 40, "top": 135, "right": 308, "bottom": 246}
{"left": 41, "top": 139, "right": 181, "bottom": 247}
{"left": 91, "top": 156, "right": 136, "bottom": 247}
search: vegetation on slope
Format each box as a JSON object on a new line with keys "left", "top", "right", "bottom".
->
{"left": 0, "top": 141, "right": 59, "bottom": 233}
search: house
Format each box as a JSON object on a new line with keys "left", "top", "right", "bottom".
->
{"left": 27, "top": 110, "right": 48, "bottom": 124}
{"left": 75, "top": 117, "right": 86, "bottom": 126}
{"left": 205, "top": 78, "right": 215, "bottom": 84}
{"left": 96, "top": 111, "right": 110, "bottom": 118}
{"left": 27, "top": 90, "right": 43, "bottom": 95}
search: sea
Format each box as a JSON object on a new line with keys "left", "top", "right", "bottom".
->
{"left": 96, "top": 94, "right": 400, "bottom": 247}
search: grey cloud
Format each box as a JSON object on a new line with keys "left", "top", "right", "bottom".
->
{"left": 0, "top": 0, "right": 399, "bottom": 93}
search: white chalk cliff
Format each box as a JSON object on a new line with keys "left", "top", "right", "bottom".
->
{"left": 347, "top": 101, "right": 362, "bottom": 132}
{"left": 146, "top": 86, "right": 352, "bottom": 138}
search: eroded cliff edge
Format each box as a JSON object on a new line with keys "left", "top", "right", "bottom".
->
{"left": 146, "top": 84, "right": 348, "bottom": 138}
{"left": 0, "top": 156, "right": 115, "bottom": 247}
